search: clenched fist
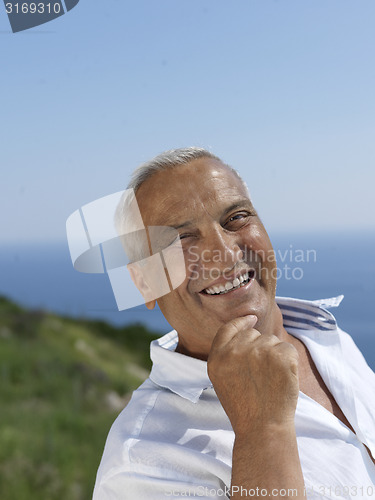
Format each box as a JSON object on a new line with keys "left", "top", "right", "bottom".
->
{"left": 207, "top": 315, "right": 300, "bottom": 438}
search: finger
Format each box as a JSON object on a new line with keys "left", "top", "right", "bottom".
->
{"left": 211, "top": 314, "right": 258, "bottom": 351}
{"left": 226, "top": 331, "right": 281, "bottom": 355}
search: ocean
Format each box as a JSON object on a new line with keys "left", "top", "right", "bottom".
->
{"left": 1, "top": 231, "right": 374, "bottom": 369}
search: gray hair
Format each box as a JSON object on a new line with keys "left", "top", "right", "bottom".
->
{"left": 127, "top": 147, "right": 222, "bottom": 192}
{"left": 115, "top": 147, "right": 248, "bottom": 262}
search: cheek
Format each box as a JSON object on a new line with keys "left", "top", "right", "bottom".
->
{"left": 241, "top": 231, "right": 275, "bottom": 265}
{"left": 183, "top": 247, "right": 208, "bottom": 284}
{"left": 185, "top": 258, "right": 200, "bottom": 282}
{"left": 162, "top": 245, "right": 195, "bottom": 291}
{"left": 242, "top": 229, "right": 277, "bottom": 284}
{"left": 167, "top": 271, "right": 196, "bottom": 302}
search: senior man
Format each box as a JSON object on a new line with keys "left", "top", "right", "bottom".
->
{"left": 93, "top": 148, "right": 375, "bottom": 499}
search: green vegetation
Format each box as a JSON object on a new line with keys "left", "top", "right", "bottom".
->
{"left": 0, "top": 296, "right": 161, "bottom": 500}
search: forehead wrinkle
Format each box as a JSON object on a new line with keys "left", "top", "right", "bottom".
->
{"left": 158, "top": 185, "right": 252, "bottom": 229}
{"left": 164, "top": 197, "right": 201, "bottom": 227}
{"left": 135, "top": 159, "right": 252, "bottom": 228}
{"left": 143, "top": 193, "right": 201, "bottom": 227}
{"left": 198, "top": 182, "right": 251, "bottom": 214}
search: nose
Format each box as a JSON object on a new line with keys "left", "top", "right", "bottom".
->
{"left": 198, "top": 224, "right": 243, "bottom": 269}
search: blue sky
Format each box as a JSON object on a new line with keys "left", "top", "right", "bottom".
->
{"left": 1, "top": 0, "right": 374, "bottom": 243}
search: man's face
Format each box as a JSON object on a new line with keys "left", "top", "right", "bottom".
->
{"left": 135, "top": 158, "right": 277, "bottom": 357}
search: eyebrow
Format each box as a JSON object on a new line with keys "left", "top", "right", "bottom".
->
{"left": 173, "top": 220, "right": 194, "bottom": 230}
{"left": 223, "top": 199, "right": 254, "bottom": 215}
{"left": 168, "top": 199, "right": 254, "bottom": 230}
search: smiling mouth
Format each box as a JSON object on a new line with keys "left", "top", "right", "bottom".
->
{"left": 201, "top": 269, "right": 255, "bottom": 296}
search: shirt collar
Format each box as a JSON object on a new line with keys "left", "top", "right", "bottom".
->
{"left": 149, "top": 295, "right": 344, "bottom": 403}
{"left": 150, "top": 330, "right": 211, "bottom": 403}
{"left": 276, "top": 294, "right": 343, "bottom": 332}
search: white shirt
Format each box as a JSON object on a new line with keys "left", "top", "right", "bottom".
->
{"left": 93, "top": 296, "right": 375, "bottom": 499}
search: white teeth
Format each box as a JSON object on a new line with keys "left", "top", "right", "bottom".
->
{"left": 203, "top": 271, "right": 253, "bottom": 296}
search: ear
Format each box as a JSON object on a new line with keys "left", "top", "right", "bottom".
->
{"left": 145, "top": 299, "right": 156, "bottom": 310}
{"left": 127, "top": 262, "right": 156, "bottom": 310}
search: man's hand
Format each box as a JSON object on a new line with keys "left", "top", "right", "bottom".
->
{"left": 207, "top": 315, "right": 305, "bottom": 498}
{"left": 207, "top": 315, "right": 299, "bottom": 436}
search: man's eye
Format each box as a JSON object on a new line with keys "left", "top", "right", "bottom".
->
{"left": 229, "top": 214, "right": 245, "bottom": 221}
{"left": 227, "top": 212, "right": 249, "bottom": 223}
{"left": 179, "top": 233, "right": 192, "bottom": 240}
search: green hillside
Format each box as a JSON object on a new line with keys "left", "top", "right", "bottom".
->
{"left": 0, "top": 296, "right": 161, "bottom": 500}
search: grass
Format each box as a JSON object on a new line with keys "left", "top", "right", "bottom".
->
{"left": 0, "top": 296, "right": 160, "bottom": 500}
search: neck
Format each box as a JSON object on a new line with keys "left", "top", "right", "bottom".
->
{"left": 175, "top": 341, "right": 209, "bottom": 361}
{"left": 260, "top": 300, "right": 294, "bottom": 343}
